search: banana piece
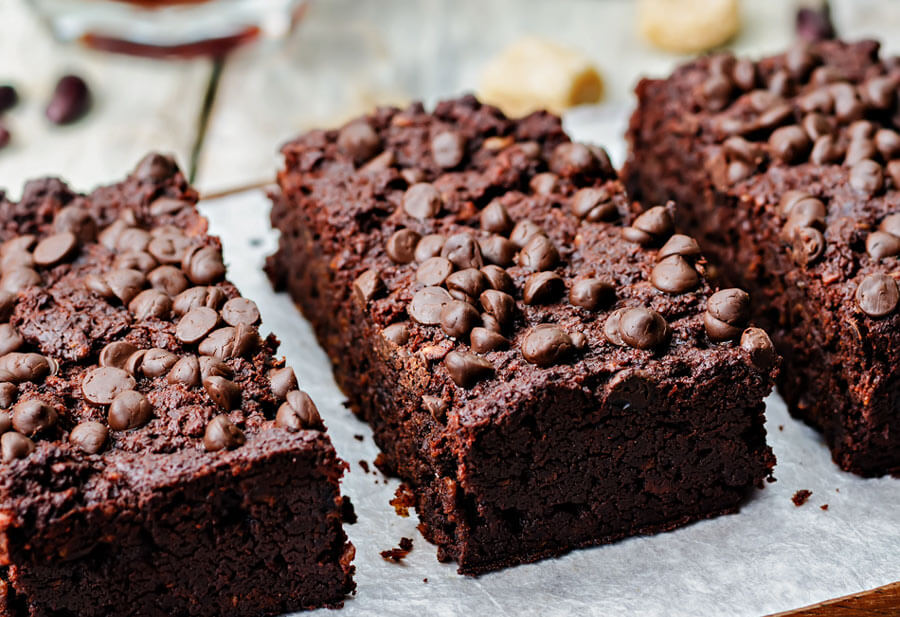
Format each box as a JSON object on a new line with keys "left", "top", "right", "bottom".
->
{"left": 637, "top": 0, "right": 741, "bottom": 54}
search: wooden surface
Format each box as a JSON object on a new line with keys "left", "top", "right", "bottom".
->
{"left": 769, "top": 582, "right": 900, "bottom": 616}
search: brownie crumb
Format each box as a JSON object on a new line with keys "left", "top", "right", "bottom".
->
{"left": 778, "top": 425, "right": 784, "bottom": 431}
{"left": 381, "top": 537, "right": 413, "bottom": 562}
{"left": 820, "top": 504, "right": 829, "bottom": 511}
{"left": 373, "top": 452, "right": 391, "bottom": 474}
{"left": 353, "top": 434, "right": 364, "bottom": 441}
{"left": 792, "top": 489, "right": 813, "bottom": 506}
{"left": 341, "top": 496, "right": 358, "bottom": 524}
{"left": 391, "top": 483, "right": 416, "bottom": 517}
{"left": 358, "top": 460, "right": 370, "bottom": 473}
{"left": 766, "top": 476, "right": 777, "bottom": 483}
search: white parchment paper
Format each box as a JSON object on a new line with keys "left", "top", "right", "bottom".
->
{"left": 198, "top": 107, "right": 900, "bottom": 616}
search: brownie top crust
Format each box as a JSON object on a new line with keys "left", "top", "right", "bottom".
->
{"left": 0, "top": 155, "right": 333, "bottom": 525}
{"left": 637, "top": 39, "right": 900, "bottom": 333}
{"left": 278, "top": 96, "right": 775, "bottom": 426}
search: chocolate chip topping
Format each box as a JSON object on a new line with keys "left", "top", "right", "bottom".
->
{"left": 0, "top": 383, "right": 17, "bottom": 408}
{"left": 521, "top": 324, "right": 574, "bottom": 367}
{"left": 658, "top": 234, "right": 701, "bottom": 259}
{"left": 11, "top": 399, "right": 57, "bottom": 436}
{"left": 569, "top": 279, "right": 615, "bottom": 311}
{"left": 54, "top": 206, "right": 97, "bottom": 243}
{"left": 386, "top": 229, "right": 422, "bottom": 264}
{"left": 0, "top": 353, "right": 50, "bottom": 383}
{"left": 849, "top": 159, "right": 883, "bottom": 195}
{"left": 518, "top": 235, "right": 559, "bottom": 272}
{"left": 134, "top": 152, "right": 177, "bottom": 182}
{"left": 769, "top": 126, "right": 810, "bottom": 163}
{"left": 441, "top": 233, "right": 483, "bottom": 269}
{"left": 403, "top": 183, "right": 442, "bottom": 219}
{"left": 338, "top": 120, "right": 381, "bottom": 163}
{"left": 409, "top": 286, "right": 453, "bottom": 325}
{"left": 650, "top": 255, "right": 700, "bottom": 294}
{"left": 0, "top": 324, "right": 23, "bottom": 356}
{"left": 203, "top": 376, "right": 242, "bottom": 411}
{"left": 1, "top": 431, "right": 34, "bottom": 462}
{"left": 867, "top": 230, "right": 900, "bottom": 260}
{"left": 740, "top": 327, "right": 776, "bottom": 370}
{"left": 104, "top": 268, "right": 146, "bottom": 304}
{"left": 1, "top": 267, "right": 41, "bottom": 293}
{"left": 623, "top": 206, "right": 674, "bottom": 245}
{"left": 203, "top": 415, "right": 246, "bottom": 451}
{"left": 469, "top": 327, "right": 509, "bottom": 353}
{"left": 571, "top": 187, "right": 616, "bottom": 221}
{"left": 479, "top": 290, "right": 515, "bottom": 327}
{"left": 99, "top": 341, "right": 138, "bottom": 370}
{"left": 269, "top": 367, "right": 298, "bottom": 401}
{"left": 416, "top": 257, "right": 453, "bottom": 286}
{"left": 479, "top": 235, "right": 517, "bottom": 267}
{"left": 480, "top": 265, "right": 514, "bottom": 294}
{"left": 791, "top": 226, "right": 826, "bottom": 266}
{"left": 523, "top": 271, "right": 564, "bottom": 305}
{"left": 198, "top": 325, "right": 258, "bottom": 360}
{"left": 414, "top": 234, "right": 445, "bottom": 263}
{"left": 353, "top": 269, "right": 384, "bottom": 309}
{"left": 69, "top": 421, "right": 108, "bottom": 454}
{"left": 82, "top": 367, "right": 136, "bottom": 405}
{"left": 619, "top": 307, "right": 668, "bottom": 349}
{"left": 148, "top": 265, "right": 188, "bottom": 296}
{"left": 705, "top": 288, "right": 750, "bottom": 341}
{"left": 176, "top": 307, "right": 219, "bottom": 344}
{"left": 480, "top": 201, "right": 513, "bottom": 234}
{"left": 440, "top": 300, "right": 479, "bottom": 339}
{"left": 509, "top": 220, "right": 544, "bottom": 249}
{"left": 221, "top": 297, "right": 261, "bottom": 326}
{"left": 855, "top": 273, "right": 899, "bottom": 317}
{"left": 431, "top": 130, "right": 466, "bottom": 169}
{"left": 446, "top": 268, "right": 488, "bottom": 300}
{"left": 140, "top": 348, "right": 179, "bottom": 377}
{"left": 183, "top": 246, "right": 226, "bottom": 285}
{"left": 382, "top": 323, "right": 410, "bottom": 346}
{"left": 167, "top": 355, "right": 201, "bottom": 387}
{"left": 129, "top": 289, "right": 172, "bottom": 321}
{"left": 32, "top": 232, "right": 78, "bottom": 267}
{"left": 276, "top": 390, "right": 323, "bottom": 431}
{"left": 199, "top": 356, "right": 232, "bottom": 381}
{"left": 108, "top": 390, "right": 153, "bottom": 431}
{"left": 444, "top": 351, "right": 493, "bottom": 387}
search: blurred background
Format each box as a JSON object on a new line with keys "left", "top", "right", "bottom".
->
{"left": 2, "top": 0, "right": 900, "bottom": 197}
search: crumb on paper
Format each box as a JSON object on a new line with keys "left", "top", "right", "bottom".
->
{"left": 423, "top": 578, "right": 428, "bottom": 583}
{"left": 792, "top": 489, "right": 813, "bottom": 506}
{"left": 374, "top": 452, "right": 391, "bottom": 474}
{"left": 340, "top": 496, "right": 357, "bottom": 524}
{"left": 358, "top": 460, "right": 370, "bottom": 473}
{"left": 766, "top": 476, "right": 777, "bottom": 483}
{"left": 391, "top": 483, "right": 416, "bottom": 517}
{"left": 778, "top": 425, "right": 784, "bottom": 431}
{"left": 353, "top": 434, "right": 364, "bottom": 441}
{"left": 380, "top": 537, "right": 413, "bottom": 562}
{"left": 820, "top": 504, "right": 829, "bottom": 511}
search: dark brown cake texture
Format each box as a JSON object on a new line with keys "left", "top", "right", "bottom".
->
{"left": 625, "top": 39, "right": 900, "bottom": 477}
{"left": 267, "top": 95, "right": 777, "bottom": 574}
{"left": 0, "top": 155, "right": 354, "bottom": 617}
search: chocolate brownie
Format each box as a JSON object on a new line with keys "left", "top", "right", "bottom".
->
{"left": 0, "top": 155, "right": 354, "bottom": 616}
{"left": 625, "top": 39, "right": 900, "bottom": 476}
{"left": 267, "top": 96, "right": 776, "bottom": 573}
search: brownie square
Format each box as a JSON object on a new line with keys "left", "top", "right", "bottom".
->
{"left": 0, "top": 157, "right": 354, "bottom": 616}
{"left": 625, "top": 39, "right": 900, "bottom": 476}
{"left": 267, "top": 96, "right": 776, "bottom": 573}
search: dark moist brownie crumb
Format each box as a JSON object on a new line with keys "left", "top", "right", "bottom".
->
{"left": 391, "top": 483, "right": 417, "bottom": 517}
{"left": 341, "top": 495, "right": 358, "bottom": 524}
{"left": 381, "top": 537, "right": 414, "bottom": 562}
{"left": 359, "top": 459, "right": 370, "bottom": 473}
{"left": 793, "top": 489, "right": 813, "bottom": 506}
{"left": 820, "top": 503, "right": 829, "bottom": 511}
{"left": 353, "top": 433, "right": 364, "bottom": 441}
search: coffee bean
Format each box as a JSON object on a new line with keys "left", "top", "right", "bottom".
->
{"left": 732, "top": 59, "right": 757, "bottom": 91}
{"left": 221, "top": 297, "right": 261, "bottom": 327}
{"left": 480, "top": 201, "right": 513, "bottom": 234}
{"left": 619, "top": 307, "right": 668, "bottom": 349}
{"left": 856, "top": 273, "right": 899, "bottom": 317}
{"left": 530, "top": 172, "right": 559, "bottom": 196}
{"left": 571, "top": 187, "right": 615, "bottom": 221}
{"left": 741, "top": 327, "right": 776, "bottom": 369}
{"left": 269, "top": 367, "right": 297, "bottom": 401}
{"left": 444, "top": 351, "right": 493, "bottom": 387}
{"left": 129, "top": 289, "right": 172, "bottom": 321}
{"left": 469, "top": 327, "right": 509, "bottom": 353}
{"left": 173, "top": 286, "right": 224, "bottom": 315}
{"left": 519, "top": 235, "right": 559, "bottom": 272}
{"left": 0, "top": 382, "right": 17, "bottom": 408}
{"left": 199, "top": 356, "right": 232, "bottom": 381}
{"left": 440, "top": 300, "right": 479, "bottom": 339}
{"left": 148, "top": 233, "right": 191, "bottom": 264}
{"left": 403, "top": 183, "right": 442, "bottom": 219}
{"left": 650, "top": 255, "right": 700, "bottom": 294}
{"left": 204, "top": 415, "right": 245, "bottom": 451}
{"left": 414, "top": 234, "right": 445, "bottom": 263}
{"left": 845, "top": 138, "right": 876, "bottom": 166}
{"left": 99, "top": 341, "right": 139, "bottom": 370}
{"left": 104, "top": 268, "right": 146, "bottom": 304}
{"left": 198, "top": 325, "right": 258, "bottom": 360}
{"left": 875, "top": 129, "right": 900, "bottom": 160}
{"left": 277, "top": 390, "right": 323, "bottom": 431}
{"left": 521, "top": 324, "right": 574, "bottom": 367}
{"left": 861, "top": 76, "right": 895, "bottom": 109}
{"left": 1, "top": 431, "right": 34, "bottom": 462}
{"left": 140, "top": 348, "right": 179, "bottom": 377}
{"left": 337, "top": 120, "right": 381, "bottom": 163}
{"left": 69, "top": 421, "right": 108, "bottom": 454}
{"left": 867, "top": 230, "right": 900, "bottom": 260}
{"left": 82, "top": 367, "right": 135, "bottom": 405}
{"left": 382, "top": 323, "right": 410, "bottom": 346}
{"left": 0, "top": 353, "right": 50, "bottom": 383}
{"left": 769, "top": 126, "right": 810, "bottom": 164}
{"left": 12, "top": 399, "right": 56, "bottom": 436}
{"left": 386, "top": 229, "right": 422, "bottom": 264}
{"left": 108, "top": 390, "right": 153, "bottom": 430}
{"left": 432, "top": 130, "right": 466, "bottom": 168}
{"left": 409, "top": 286, "right": 452, "bottom": 325}
{"left": 0, "top": 324, "right": 23, "bottom": 357}
{"left": 204, "top": 376, "right": 241, "bottom": 411}
{"left": 167, "top": 355, "right": 201, "bottom": 387}
{"left": 849, "top": 159, "right": 884, "bottom": 195}
{"left": 147, "top": 265, "right": 188, "bottom": 296}
{"left": 183, "top": 246, "right": 226, "bottom": 285}
{"left": 32, "top": 232, "right": 78, "bottom": 268}
{"left": 1, "top": 267, "right": 41, "bottom": 293}
{"left": 792, "top": 226, "right": 825, "bottom": 266}
{"left": 810, "top": 134, "right": 843, "bottom": 164}
{"left": 478, "top": 235, "right": 518, "bottom": 267}
{"left": 509, "top": 220, "right": 545, "bottom": 249}
{"left": 446, "top": 268, "right": 488, "bottom": 300}
{"left": 46, "top": 75, "right": 91, "bottom": 124}
{"left": 441, "top": 233, "right": 483, "bottom": 269}
{"left": 176, "top": 307, "right": 219, "bottom": 344}
{"left": 569, "top": 278, "right": 615, "bottom": 311}
{"left": 523, "top": 271, "right": 564, "bottom": 305}
{"left": 549, "top": 142, "right": 596, "bottom": 177}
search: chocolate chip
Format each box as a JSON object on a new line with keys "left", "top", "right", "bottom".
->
{"left": 701, "top": 73, "right": 733, "bottom": 111}
{"left": 523, "top": 271, "right": 564, "bottom": 305}
{"left": 444, "top": 351, "right": 493, "bottom": 387}
{"left": 727, "top": 161, "right": 753, "bottom": 183}
{"left": 12, "top": 399, "right": 56, "bottom": 436}
{"left": 0, "top": 353, "right": 51, "bottom": 383}
{"left": 0, "top": 383, "right": 16, "bottom": 408}
{"left": 888, "top": 161, "right": 900, "bottom": 189}
{"left": 414, "top": 234, "right": 445, "bottom": 263}
{"left": 769, "top": 126, "right": 810, "bottom": 164}
{"left": 114, "top": 251, "right": 157, "bottom": 274}
{"left": 792, "top": 226, "right": 825, "bottom": 266}
{"left": 521, "top": 324, "right": 574, "bottom": 367}
{"left": 832, "top": 84, "right": 864, "bottom": 123}
{"left": 785, "top": 44, "right": 816, "bottom": 79}
{"left": 801, "top": 113, "right": 831, "bottom": 141}
{"left": 861, "top": 76, "right": 895, "bottom": 109}
{"left": 173, "top": 286, "right": 224, "bottom": 315}
{"left": 148, "top": 233, "right": 191, "bottom": 264}
{"left": 856, "top": 273, "right": 899, "bottom": 318}
{"left": 104, "top": 268, "right": 146, "bottom": 304}
{"left": 469, "top": 327, "right": 509, "bottom": 353}
{"left": 32, "top": 232, "right": 78, "bottom": 268}
{"left": 361, "top": 149, "right": 395, "bottom": 174}
{"left": 416, "top": 257, "right": 453, "bottom": 286}
{"left": 409, "top": 286, "right": 452, "bottom": 325}
{"left": 82, "top": 367, "right": 135, "bottom": 405}
{"left": 269, "top": 367, "right": 297, "bottom": 401}
{"left": 707, "top": 288, "right": 750, "bottom": 325}
{"left": 337, "top": 120, "right": 381, "bottom": 163}
{"left": 571, "top": 187, "right": 616, "bottom": 221}
{"left": 123, "top": 349, "right": 147, "bottom": 376}
{"left": 352, "top": 269, "right": 383, "bottom": 310}
{"left": 782, "top": 198, "right": 827, "bottom": 241}
{"left": 849, "top": 120, "right": 875, "bottom": 141}
{"left": 69, "top": 421, "right": 108, "bottom": 454}
{"left": 723, "top": 136, "right": 759, "bottom": 163}
{"left": 480, "top": 201, "right": 513, "bottom": 234}
{"left": 84, "top": 273, "right": 113, "bottom": 298}
{"left": 432, "top": 130, "right": 466, "bottom": 168}
{"left": 147, "top": 265, "right": 188, "bottom": 296}
{"left": 204, "top": 415, "right": 245, "bottom": 451}
{"left": 46, "top": 75, "right": 91, "bottom": 124}
{"left": 2, "top": 235, "right": 35, "bottom": 255}
{"left": 706, "top": 311, "right": 745, "bottom": 342}
{"left": 176, "top": 307, "right": 219, "bottom": 344}
{"left": 140, "top": 348, "right": 179, "bottom": 377}
{"left": 477, "top": 289, "right": 514, "bottom": 327}
{"left": 755, "top": 103, "right": 793, "bottom": 131}
{"left": 149, "top": 198, "right": 191, "bottom": 217}
{"left": 116, "top": 228, "right": 152, "bottom": 253}
{"left": 277, "top": 390, "right": 323, "bottom": 431}
{"left": 568, "top": 278, "right": 615, "bottom": 311}
{"left": 845, "top": 138, "right": 876, "bottom": 166}
{"left": 530, "top": 172, "right": 559, "bottom": 195}
{"left": 478, "top": 235, "right": 518, "bottom": 267}
{"left": 519, "top": 235, "right": 559, "bottom": 272}
{"left": 619, "top": 307, "right": 668, "bottom": 349}
{"left": 99, "top": 341, "right": 139, "bottom": 369}
{"left": 798, "top": 87, "right": 834, "bottom": 113}
{"left": 107, "top": 390, "right": 153, "bottom": 430}
{"left": 0, "top": 291, "right": 15, "bottom": 322}
{"left": 1, "top": 249, "right": 33, "bottom": 272}
{"left": 403, "top": 183, "right": 442, "bottom": 219}
{"left": 810, "top": 134, "right": 843, "bottom": 164}
{"left": 221, "top": 297, "right": 261, "bottom": 326}
{"left": 198, "top": 325, "right": 258, "bottom": 360}
{"left": 849, "top": 159, "right": 884, "bottom": 195}
{"left": 422, "top": 395, "right": 448, "bottom": 422}
{"left": 650, "top": 255, "right": 700, "bottom": 294}
{"left": 867, "top": 230, "right": 900, "bottom": 260}
{"left": 659, "top": 234, "right": 702, "bottom": 260}
{"left": 741, "top": 327, "right": 776, "bottom": 369}
{"left": 509, "top": 220, "right": 544, "bottom": 249}
{"left": 881, "top": 213, "right": 900, "bottom": 237}
{"left": 625, "top": 206, "right": 673, "bottom": 245}
{"left": 440, "top": 300, "right": 479, "bottom": 339}
{"left": 441, "top": 233, "right": 483, "bottom": 269}
{"left": 0, "top": 324, "right": 23, "bottom": 357}
{"left": 52, "top": 206, "right": 96, "bottom": 244}
{"left": 0, "top": 411, "right": 9, "bottom": 434}
{"left": 183, "top": 246, "right": 226, "bottom": 285}
{"left": 199, "top": 356, "right": 232, "bottom": 381}
{"left": 382, "top": 323, "right": 410, "bottom": 346}
{"left": 167, "top": 355, "right": 201, "bottom": 387}
{"left": 446, "top": 268, "right": 488, "bottom": 300}
{"left": 875, "top": 129, "right": 900, "bottom": 160}
{"left": 767, "top": 69, "right": 791, "bottom": 97}
{"left": 1, "top": 267, "right": 41, "bottom": 293}
{"left": 129, "top": 289, "right": 172, "bottom": 321}
{"left": 549, "top": 142, "right": 596, "bottom": 176}
{"left": 1, "top": 431, "right": 34, "bottom": 462}
{"left": 386, "top": 229, "right": 422, "bottom": 264}
{"left": 602, "top": 309, "right": 627, "bottom": 346}
{"left": 204, "top": 376, "right": 241, "bottom": 410}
